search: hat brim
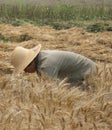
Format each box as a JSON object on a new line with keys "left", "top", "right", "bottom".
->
{"left": 15, "top": 44, "right": 41, "bottom": 74}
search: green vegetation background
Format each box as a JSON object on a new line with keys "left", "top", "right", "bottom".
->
{"left": 0, "top": 0, "right": 112, "bottom": 32}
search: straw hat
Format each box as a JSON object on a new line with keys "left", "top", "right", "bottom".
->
{"left": 11, "top": 44, "right": 41, "bottom": 74}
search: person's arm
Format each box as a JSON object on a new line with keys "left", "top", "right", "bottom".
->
{"left": 41, "top": 66, "right": 58, "bottom": 78}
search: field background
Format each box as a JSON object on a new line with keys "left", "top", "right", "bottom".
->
{"left": 0, "top": 0, "right": 112, "bottom": 130}
{"left": 0, "top": 0, "right": 112, "bottom": 5}
{"left": 0, "top": 0, "right": 112, "bottom": 31}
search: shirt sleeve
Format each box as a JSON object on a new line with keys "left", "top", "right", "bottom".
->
{"left": 41, "top": 66, "right": 58, "bottom": 78}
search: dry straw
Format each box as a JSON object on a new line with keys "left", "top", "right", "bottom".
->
{"left": 0, "top": 24, "right": 112, "bottom": 130}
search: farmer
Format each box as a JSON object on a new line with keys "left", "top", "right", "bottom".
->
{"left": 11, "top": 44, "right": 97, "bottom": 84}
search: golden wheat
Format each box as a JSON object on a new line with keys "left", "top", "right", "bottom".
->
{"left": 0, "top": 24, "right": 112, "bottom": 130}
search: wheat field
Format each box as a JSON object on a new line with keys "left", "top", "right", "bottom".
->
{"left": 0, "top": 24, "right": 112, "bottom": 130}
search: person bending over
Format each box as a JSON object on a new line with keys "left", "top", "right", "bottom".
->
{"left": 11, "top": 44, "right": 97, "bottom": 85}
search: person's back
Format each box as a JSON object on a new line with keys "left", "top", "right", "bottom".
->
{"left": 36, "top": 50, "right": 97, "bottom": 82}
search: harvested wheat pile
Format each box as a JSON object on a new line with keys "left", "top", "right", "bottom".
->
{"left": 0, "top": 24, "right": 112, "bottom": 130}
